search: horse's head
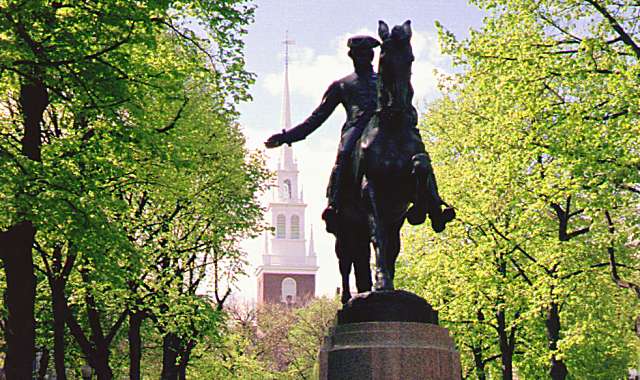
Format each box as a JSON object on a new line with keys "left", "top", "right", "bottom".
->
{"left": 378, "top": 20, "right": 414, "bottom": 111}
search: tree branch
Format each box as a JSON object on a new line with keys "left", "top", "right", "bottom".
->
{"left": 105, "top": 310, "right": 129, "bottom": 346}
{"left": 605, "top": 211, "right": 640, "bottom": 298}
{"left": 156, "top": 96, "right": 189, "bottom": 133}
{"left": 585, "top": 0, "right": 640, "bottom": 58}
{"left": 559, "top": 262, "right": 609, "bottom": 280}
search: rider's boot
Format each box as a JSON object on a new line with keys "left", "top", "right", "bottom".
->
{"left": 322, "top": 162, "right": 343, "bottom": 234}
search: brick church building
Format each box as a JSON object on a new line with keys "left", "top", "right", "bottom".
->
{"left": 256, "top": 37, "right": 319, "bottom": 306}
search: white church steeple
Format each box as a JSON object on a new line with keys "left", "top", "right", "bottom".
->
{"left": 256, "top": 32, "right": 318, "bottom": 306}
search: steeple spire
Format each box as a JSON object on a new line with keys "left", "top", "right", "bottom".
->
{"left": 280, "top": 31, "right": 296, "bottom": 171}
{"left": 281, "top": 31, "right": 295, "bottom": 131}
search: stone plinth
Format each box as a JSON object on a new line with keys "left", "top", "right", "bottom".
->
{"left": 318, "top": 322, "right": 461, "bottom": 380}
{"left": 318, "top": 290, "right": 460, "bottom": 380}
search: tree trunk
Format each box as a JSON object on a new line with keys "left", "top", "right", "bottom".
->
{"left": 65, "top": 308, "right": 114, "bottom": 380}
{"left": 51, "top": 279, "right": 68, "bottom": 380}
{"left": 161, "top": 333, "right": 181, "bottom": 380}
{"left": 20, "top": 78, "right": 47, "bottom": 161}
{"left": 36, "top": 347, "right": 49, "bottom": 380}
{"left": 129, "top": 312, "right": 144, "bottom": 380}
{"left": 91, "top": 348, "right": 114, "bottom": 380}
{"left": 546, "top": 301, "right": 568, "bottom": 380}
{"left": 1, "top": 77, "right": 48, "bottom": 379}
{"left": 0, "top": 221, "right": 37, "bottom": 379}
{"left": 177, "top": 340, "right": 195, "bottom": 380}
{"left": 471, "top": 345, "right": 486, "bottom": 380}
{"left": 178, "top": 362, "right": 187, "bottom": 380}
{"left": 496, "top": 310, "right": 514, "bottom": 380}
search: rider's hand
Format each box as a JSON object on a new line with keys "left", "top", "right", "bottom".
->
{"left": 264, "top": 132, "right": 286, "bottom": 149}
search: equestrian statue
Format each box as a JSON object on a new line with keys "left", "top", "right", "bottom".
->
{"left": 265, "top": 20, "right": 454, "bottom": 304}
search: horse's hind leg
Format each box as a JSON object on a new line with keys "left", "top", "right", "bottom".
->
{"left": 335, "top": 235, "right": 352, "bottom": 304}
{"left": 353, "top": 233, "right": 372, "bottom": 294}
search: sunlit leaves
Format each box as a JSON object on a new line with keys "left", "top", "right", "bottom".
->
{"left": 398, "top": 1, "right": 640, "bottom": 378}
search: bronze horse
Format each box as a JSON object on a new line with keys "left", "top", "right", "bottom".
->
{"left": 335, "top": 20, "right": 454, "bottom": 303}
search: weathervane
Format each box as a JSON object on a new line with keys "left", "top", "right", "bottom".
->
{"left": 283, "top": 30, "right": 296, "bottom": 68}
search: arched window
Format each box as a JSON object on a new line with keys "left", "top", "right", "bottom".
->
{"left": 276, "top": 214, "right": 286, "bottom": 239}
{"left": 290, "top": 215, "right": 300, "bottom": 239}
{"left": 283, "top": 179, "right": 292, "bottom": 199}
{"left": 281, "top": 277, "right": 297, "bottom": 304}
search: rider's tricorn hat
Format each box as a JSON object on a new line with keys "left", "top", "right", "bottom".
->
{"left": 347, "top": 35, "right": 380, "bottom": 50}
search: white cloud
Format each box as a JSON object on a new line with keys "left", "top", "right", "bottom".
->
{"left": 263, "top": 28, "right": 448, "bottom": 105}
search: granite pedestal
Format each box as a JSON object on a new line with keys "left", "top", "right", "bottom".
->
{"left": 318, "top": 291, "right": 461, "bottom": 380}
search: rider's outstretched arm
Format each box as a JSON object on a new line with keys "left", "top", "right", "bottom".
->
{"left": 265, "top": 81, "right": 342, "bottom": 148}
{"left": 284, "top": 81, "right": 342, "bottom": 143}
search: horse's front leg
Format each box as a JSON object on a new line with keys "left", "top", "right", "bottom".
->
{"left": 364, "top": 179, "right": 393, "bottom": 291}
{"left": 407, "top": 153, "right": 455, "bottom": 232}
{"left": 339, "top": 259, "right": 352, "bottom": 304}
{"left": 406, "top": 153, "right": 430, "bottom": 225}
{"left": 385, "top": 222, "right": 403, "bottom": 283}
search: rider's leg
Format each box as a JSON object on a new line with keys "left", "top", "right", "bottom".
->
{"left": 322, "top": 161, "right": 342, "bottom": 234}
{"left": 322, "top": 127, "right": 364, "bottom": 233}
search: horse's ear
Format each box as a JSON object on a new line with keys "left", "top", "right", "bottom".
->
{"left": 378, "top": 20, "right": 390, "bottom": 40}
{"left": 402, "top": 20, "right": 412, "bottom": 39}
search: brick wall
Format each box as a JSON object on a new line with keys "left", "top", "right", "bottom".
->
{"left": 257, "top": 272, "right": 315, "bottom": 306}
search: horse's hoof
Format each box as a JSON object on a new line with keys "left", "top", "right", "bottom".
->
{"left": 443, "top": 207, "right": 456, "bottom": 223}
{"left": 430, "top": 207, "right": 456, "bottom": 233}
{"left": 406, "top": 204, "right": 427, "bottom": 225}
{"left": 341, "top": 292, "right": 352, "bottom": 305}
{"left": 374, "top": 283, "right": 395, "bottom": 291}
{"left": 374, "top": 271, "right": 395, "bottom": 291}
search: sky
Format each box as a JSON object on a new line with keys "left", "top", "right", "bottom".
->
{"left": 234, "top": 1, "right": 486, "bottom": 303}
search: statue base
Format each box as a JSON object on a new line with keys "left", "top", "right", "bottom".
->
{"left": 318, "top": 290, "right": 461, "bottom": 380}
{"left": 337, "top": 290, "right": 438, "bottom": 324}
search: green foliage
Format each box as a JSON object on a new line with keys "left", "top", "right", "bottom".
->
{"left": 186, "top": 297, "right": 340, "bottom": 379}
{"left": 0, "top": 0, "right": 267, "bottom": 375}
{"left": 398, "top": 1, "right": 640, "bottom": 378}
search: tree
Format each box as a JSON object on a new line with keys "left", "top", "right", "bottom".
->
{"left": 191, "top": 297, "right": 340, "bottom": 379}
{"left": 0, "top": 0, "right": 257, "bottom": 377}
{"left": 286, "top": 297, "right": 339, "bottom": 379}
{"left": 398, "top": 1, "right": 640, "bottom": 378}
